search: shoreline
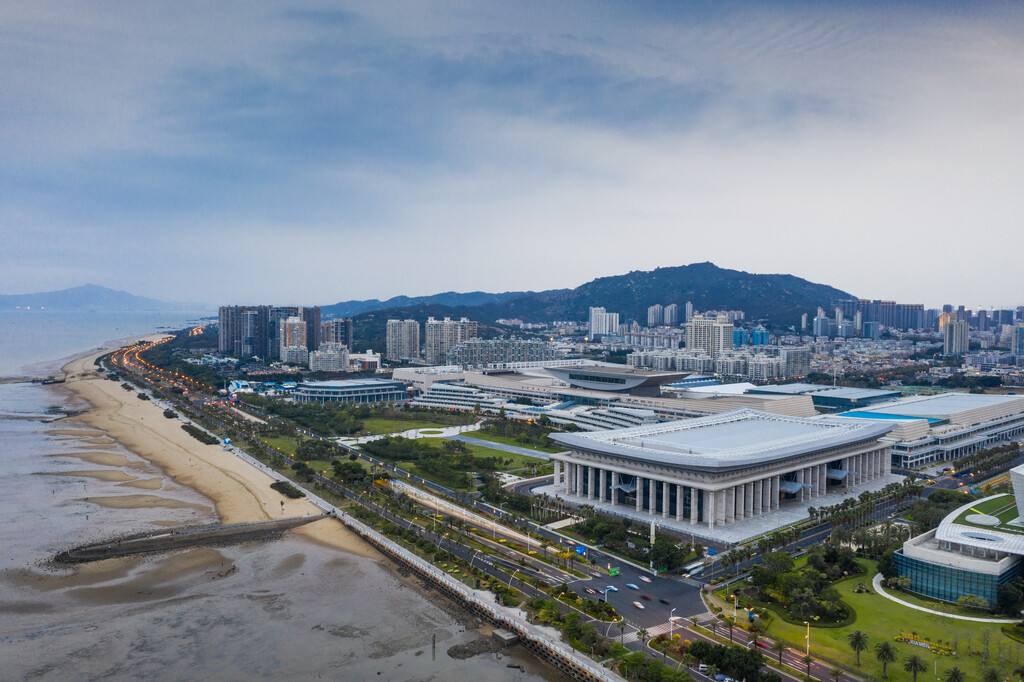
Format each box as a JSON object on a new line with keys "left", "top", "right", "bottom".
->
{"left": 56, "top": 343, "right": 378, "bottom": 560}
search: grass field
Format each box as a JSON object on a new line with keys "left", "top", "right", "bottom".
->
{"left": 469, "top": 431, "right": 563, "bottom": 454}
{"left": 418, "top": 437, "right": 548, "bottom": 471}
{"left": 359, "top": 418, "right": 454, "bottom": 435}
{"left": 747, "top": 559, "right": 1020, "bottom": 681}
{"left": 263, "top": 436, "right": 299, "bottom": 455}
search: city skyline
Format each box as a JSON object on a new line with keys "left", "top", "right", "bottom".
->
{"left": 2, "top": 3, "right": 1023, "bottom": 306}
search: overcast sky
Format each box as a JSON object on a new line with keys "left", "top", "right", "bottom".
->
{"left": 2, "top": 2, "right": 1022, "bottom": 309}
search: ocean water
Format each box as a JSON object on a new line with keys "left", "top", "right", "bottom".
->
{"left": 0, "top": 313, "right": 554, "bottom": 680}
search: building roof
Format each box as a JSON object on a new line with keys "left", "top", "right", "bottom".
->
{"left": 550, "top": 408, "right": 893, "bottom": 473}
{"left": 843, "top": 392, "right": 1024, "bottom": 425}
{"left": 747, "top": 383, "right": 901, "bottom": 401}
{"left": 544, "top": 366, "right": 688, "bottom": 392}
{"left": 297, "top": 378, "right": 403, "bottom": 388}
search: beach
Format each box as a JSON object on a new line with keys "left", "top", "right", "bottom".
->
{"left": 59, "top": 343, "right": 377, "bottom": 559}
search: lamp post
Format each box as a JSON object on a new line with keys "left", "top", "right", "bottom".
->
{"left": 508, "top": 569, "right": 520, "bottom": 590}
{"left": 804, "top": 621, "right": 810, "bottom": 656}
{"left": 670, "top": 608, "right": 676, "bottom": 641}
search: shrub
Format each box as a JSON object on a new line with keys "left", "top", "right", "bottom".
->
{"left": 270, "top": 481, "right": 305, "bottom": 498}
{"left": 163, "top": 409, "right": 177, "bottom": 419}
{"left": 137, "top": 393, "right": 150, "bottom": 400}
{"left": 181, "top": 423, "right": 219, "bottom": 445}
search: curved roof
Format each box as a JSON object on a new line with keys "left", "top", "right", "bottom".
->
{"left": 936, "top": 494, "right": 1024, "bottom": 556}
{"left": 550, "top": 408, "right": 894, "bottom": 473}
{"left": 544, "top": 366, "right": 687, "bottom": 392}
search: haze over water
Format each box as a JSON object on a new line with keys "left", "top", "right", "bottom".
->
{"left": 0, "top": 313, "right": 552, "bottom": 680}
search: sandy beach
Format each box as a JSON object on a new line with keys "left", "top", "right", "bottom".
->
{"left": 58, "top": 345, "right": 378, "bottom": 559}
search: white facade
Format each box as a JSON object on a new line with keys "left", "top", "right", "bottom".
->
{"left": 309, "top": 343, "right": 349, "bottom": 372}
{"left": 588, "top": 307, "right": 620, "bottom": 338}
{"left": 424, "top": 317, "right": 478, "bottom": 365}
{"left": 386, "top": 319, "right": 420, "bottom": 361}
{"left": 685, "top": 314, "right": 733, "bottom": 356}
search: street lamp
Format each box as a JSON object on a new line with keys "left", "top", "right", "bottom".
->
{"left": 508, "top": 568, "right": 520, "bottom": 590}
{"left": 669, "top": 608, "right": 676, "bottom": 641}
{"left": 804, "top": 621, "right": 810, "bottom": 656}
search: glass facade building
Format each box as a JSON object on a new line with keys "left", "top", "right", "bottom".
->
{"left": 894, "top": 549, "right": 1022, "bottom": 605}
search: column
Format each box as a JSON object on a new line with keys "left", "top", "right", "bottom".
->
{"left": 745, "top": 482, "right": 754, "bottom": 518}
{"left": 552, "top": 459, "right": 561, "bottom": 490}
{"left": 753, "top": 480, "right": 762, "bottom": 516}
{"left": 662, "top": 482, "right": 670, "bottom": 518}
{"left": 636, "top": 477, "right": 643, "bottom": 512}
{"left": 599, "top": 469, "right": 607, "bottom": 504}
{"left": 565, "top": 463, "right": 572, "bottom": 493}
{"left": 717, "top": 491, "right": 727, "bottom": 526}
{"left": 575, "top": 464, "right": 583, "bottom": 496}
{"left": 771, "top": 476, "right": 780, "bottom": 510}
{"left": 796, "top": 469, "right": 805, "bottom": 501}
{"left": 676, "top": 484, "right": 684, "bottom": 522}
{"left": 706, "top": 491, "right": 716, "bottom": 529}
{"left": 588, "top": 467, "right": 596, "bottom": 500}
{"left": 818, "top": 464, "right": 825, "bottom": 496}
{"left": 726, "top": 487, "right": 736, "bottom": 524}
{"left": 691, "top": 487, "right": 699, "bottom": 525}
{"left": 610, "top": 472, "right": 618, "bottom": 506}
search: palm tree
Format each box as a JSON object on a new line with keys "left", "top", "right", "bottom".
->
{"left": 829, "top": 668, "right": 843, "bottom": 682}
{"left": 617, "top": 620, "right": 626, "bottom": 643}
{"left": 875, "top": 641, "right": 897, "bottom": 679}
{"left": 637, "top": 628, "right": 649, "bottom": 646}
{"left": 847, "top": 631, "right": 868, "bottom": 667}
{"left": 983, "top": 668, "right": 1001, "bottom": 682}
{"left": 690, "top": 615, "right": 699, "bottom": 631}
{"left": 706, "top": 664, "right": 720, "bottom": 681}
{"left": 944, "top": 667, "right": 966, "bottom": 682}
{"left": 802, "top": 654, "right": 814, "bottom": 679}
{"left": 771, "top": 640, "right": 787, "bottom": 665}
{"left": 903, "top": 654, "right": 927, "bottom": 682}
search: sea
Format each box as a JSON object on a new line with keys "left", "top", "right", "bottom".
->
{"left": 0, "top": 311, "right": 553, "bottom": 680}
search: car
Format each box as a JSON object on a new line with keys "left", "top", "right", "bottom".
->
{"left": 641, "top": 595, "right": 651, "bottom": 600}
{"left": 697, "top": 664, "right": 710, "bottom": 673}
{"left": 632, "top": 601, "right": 645, "bottom": 610}
{"left": 585, "top": 588, "right": 596, "bottom": 595}
{"left": 606, "top": 585, "right": 618, "bottom": 592}
{"left": 659, "top": 598, "right": 670, "bottom": 605}
{"left": 639, "top": 575, "right": 651, "bottom": 583}
{"left": 626, "top": 583, "right": 639, "bottom": 590}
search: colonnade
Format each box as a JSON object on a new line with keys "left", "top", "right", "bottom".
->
{"left": 551, "top": 447, "right": 889, "bottom": 529}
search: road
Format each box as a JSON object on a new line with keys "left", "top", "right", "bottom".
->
{"left": 448, "top": 434, "right": 554, "bottom": 460}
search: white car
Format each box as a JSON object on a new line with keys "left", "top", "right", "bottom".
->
{"left": 606, "top": 585, "right": 618, "bottom": 592}
{"left": 633, "top": 601, "right": 645, "bottom": 610}
{"left": 626, "top": 583, "right": 639, "bottom": 590}
{"left": 640, "top": 576, "right": 652, "bottom": 583}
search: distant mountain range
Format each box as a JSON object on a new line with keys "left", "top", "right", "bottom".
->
{"left": 321, "top": 290, "right": 556, "bottom": 319}
{"left": 337, "top": 262, "right": 855, "bottom": 347}
{"left": 0, "top": 284, "right": 206, "bottom": 312}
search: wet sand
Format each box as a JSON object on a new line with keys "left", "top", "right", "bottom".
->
{"left": 58, "top": 348, "right": 377, "bottom": 560}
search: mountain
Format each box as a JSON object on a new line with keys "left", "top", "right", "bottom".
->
{"left": 321, "top": 290, "right": 552, "bottom": 319}
{"left": 0, "top": 284, "right": 205, "bottom": 312}
{"left": 349, "top": 262, "right": 855, "bottom": 347}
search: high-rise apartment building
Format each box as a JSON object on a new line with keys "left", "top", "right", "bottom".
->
{"left": 588, "top": 307, "right": 619, "bottom": 338}
{"left": 323, "top": 318, "right": 354, "bottom": 350}
{"left": 386, "top": 319, "right": 420, "bottom": 361}
{"left": 685, "top": 314, "right": 733, "bottom": 355}
{"left": 647, "top": 304, "right": 663, "bottom": 327}
{"left": 309, "top": 343, "right": 350, "bottom": 372}
{"left": 424, "top": 317, "right": 478, "bottom": 364}
{"left": 268, "top": 306, "right": 299, "bottom": 358}
{"left": 664, "top": 303, "right": 679, "bottom": 326}
{"left": 1011, "top": 324, "right": 1024, "bottom": 362}
{"left": 299, "top": 307, "right": 321, "bottom": 351}
{"left": 280, "top": 316, "right": 307, "bottom": 351}
{"left": 942, "top": 313, "right": 969, "bottom": 355}
{"left": 685, "top": 301, "right": 694, "bottom": 323}
{"left": 446, "top": 338, "right": 559, "bottom": 368}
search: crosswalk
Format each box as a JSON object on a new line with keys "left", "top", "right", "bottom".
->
{"left": 621, "top": 619, "right": 693, "bottom": 643}
{"left": 680, "top": 577, "right": 704, "bottom": 587}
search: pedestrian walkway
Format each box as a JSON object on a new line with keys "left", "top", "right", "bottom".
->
{"left": 449, "top": 434, "right": 552, "bottom": 460}
{"left": 336, "top": 422, "right": 482, "bottom": 445}
{"left": 871, "top": 574, "right": 1018, "bottom": 623}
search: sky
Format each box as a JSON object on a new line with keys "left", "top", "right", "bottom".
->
{"left": 2, "top": 1, "right": 1023, "bottom": 309}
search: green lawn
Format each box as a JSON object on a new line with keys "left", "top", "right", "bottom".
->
{"left": 755, "top": 559, "right": 1019, "bottom": 680}
{"left": 469, "top": 430, "right": 564, "bottom": 454}
{"left": 419, "top": 437, "right": 548, "bottom": 471}
{"left": 360, "top": 417, "right": 453, "bottom": 435}
{"left": 263, "top": 436, "right": 299, "bottom": 455}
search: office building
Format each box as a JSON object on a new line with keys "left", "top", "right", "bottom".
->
{"left": 299, "top": 306, "right": 321, "bottom": 351}
{"left": 386, "top": 319, "right": 420, "bottom": 361}
{"left": 424, "top": 317, "right": 478, "bottom": 365}
{"left": 1012, "top": 324, "right": 1024, "bottom": 362}
{"left": 268, "top": 306, "right": 299, "bottom": 359}
{"left": 685, "top": 314, "right": 733, "bottom": 355}
{"left": 863, "top": 321, "right": 881, "bottom": 340}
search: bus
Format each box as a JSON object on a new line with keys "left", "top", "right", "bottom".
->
{"left": 682, "top": 560, "right": 706, "bottom": 578}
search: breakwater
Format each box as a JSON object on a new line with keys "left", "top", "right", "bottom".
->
{"left": 55, "top": 515, "right": 324, "bottom": 563}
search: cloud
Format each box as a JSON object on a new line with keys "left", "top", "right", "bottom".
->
{"left": 0, "top": 1, "right": 1022, "bottom": 308}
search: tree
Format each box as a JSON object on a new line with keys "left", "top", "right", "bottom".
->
{"left": 983, "top": 668, "right": 1001, "bottom": 682}
{"left": 771, "top": 640, "right": 787, "bottom": 665}
{"left": 944, "top": 667, "right": 966, "bottom": 682}
{"left": 847, "top": 631, "right": 868, "bottom": 667}
{"left": 802, "top": 654, "right": 814, "bottom": 678}
{"left": 637, "top": 628, "right": 649, "bottom": 646}
{"left": 903, "top": 654, "right": 927, "bottom": 682}
{"left": 875, "top": 641, "right": 897, "bottom": 679}
{"left": 829, "top": 668, "right": 843, "bottom": 682}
